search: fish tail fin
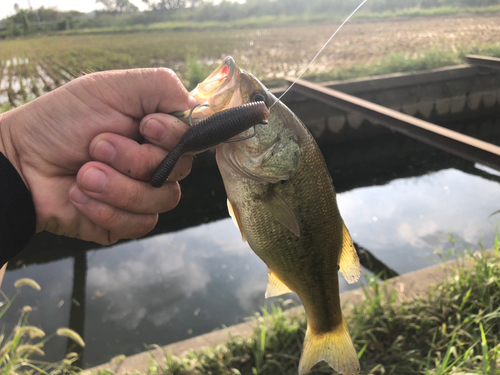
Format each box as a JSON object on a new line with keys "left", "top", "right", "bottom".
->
{"left": 299, "top": 315, "right": 359, "bottom": 375}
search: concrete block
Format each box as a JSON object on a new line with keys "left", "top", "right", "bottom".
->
{"left": 467, "top": 93, "right": 482, "bottom": 111}
{"left": 483, "top": 91, "right": 497, "bottom": 108}
{"left": 444, "top": 81, "right": 467, "bottom": 98}
{"left": 450, "top": 96, "right": 466, "bottom": 114}
{"left": 435, "top": 98, "right": 451, "bottom": 116}
{"left": 401, "top": 103, "right": 419, "bottom": 116}
{"left": 374, "top": 90, "right": 400, "bottom": 109}
{"left": 347, "top": 113, "right": 364, "bottom": 129}
{"left": 417, "top": 101, "right": 434, "bottom": 119}
{"left": 306, "top": 118, "right": 326, "bottom": 138}
{"left": 327, "top": 115, "right": 346, "bottom": 133}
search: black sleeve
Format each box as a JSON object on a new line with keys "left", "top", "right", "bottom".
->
{"left": 0, "top": 152, "right": 36, "bottom": 266}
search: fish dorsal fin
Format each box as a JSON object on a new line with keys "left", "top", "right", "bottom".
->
{"left": 227, "top": 199, "right": 247, "bottom": 242}
{"left": 265, "top": 269, "right": 293, "bottom": 298}
{"left": 257, "top": 189, "right": 300, "bottom": 237}
{"left": 339, "top": 221, "right": 361, "bottom": 284}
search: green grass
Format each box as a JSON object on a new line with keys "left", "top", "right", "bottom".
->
{"left": 94, "top": 238, "right": 500, "bottom": 375}
{"left": 359, "top": 4, "right": 500, "bottom": 18}
{"left": 185, "top": 53, "right": 216, "bottom": 91}
{"left": 0, "top": 279, "right": 85, "bottom": 374}
{"left": 301, "top": 42, "right": 500, "bottom": 85}
{"left": 0, "top": 103, "right": 12, "bottom": 114}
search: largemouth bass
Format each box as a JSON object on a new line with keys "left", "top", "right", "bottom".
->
{"left": 177, "top": 56, "right": 361, "bottom": 375}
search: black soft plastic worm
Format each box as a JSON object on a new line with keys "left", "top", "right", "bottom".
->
{"left": 150, "top": 101, "right": 270, "bottom": 188}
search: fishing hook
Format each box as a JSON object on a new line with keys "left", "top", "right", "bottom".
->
{"left": 188, "top": 103, "right": 210, "bottom": 127}
{"left": 224, "top": 125, "right": 258, "bottom": 143}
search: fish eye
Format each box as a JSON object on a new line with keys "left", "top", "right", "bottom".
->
{"left": 251, "top": 92, "right": 267, "bottom": 103}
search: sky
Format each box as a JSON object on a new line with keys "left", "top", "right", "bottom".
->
{"left": 1, "top": 0, "right": 149, "bottom": 20}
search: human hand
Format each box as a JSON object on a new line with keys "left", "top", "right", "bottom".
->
{"left": 0, "top": 68, "right": 198, "bottom": 245}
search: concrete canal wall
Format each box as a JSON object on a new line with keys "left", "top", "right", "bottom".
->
{"left": 272, "top": 64, "right": 500, "bottom": 146}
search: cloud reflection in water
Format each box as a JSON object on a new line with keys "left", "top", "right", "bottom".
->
{"left": 338, "top": 168, "right": 499, "bottom": 273}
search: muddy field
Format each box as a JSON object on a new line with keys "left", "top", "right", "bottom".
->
{"left": 1, "top": 13, "right": 500, "bottom": 107}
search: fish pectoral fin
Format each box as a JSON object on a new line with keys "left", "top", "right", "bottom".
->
{"left": 339, "top": 220, "right": 361, "bottom": 284}
{"left": 299, "top": 316, "right": 360, "bottom": 375}
{"left": 265, "top": 269, "right": 294, "bottom": 298}
{"left": 257, "top": 189, "right": 300, "bottom": 237}
{"left": 227, "top": 199, "right": 247, "bottom": 242}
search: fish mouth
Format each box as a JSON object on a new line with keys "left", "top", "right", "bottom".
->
{"left": 190, "top": 56, "right": 236, "bottom": 101}
{"left": 176, "top": 56, "right": 243, "bottom": 124}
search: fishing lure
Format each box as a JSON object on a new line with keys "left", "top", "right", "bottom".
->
{"left": 150, "top": 101, "right": 270, "bottom": 187}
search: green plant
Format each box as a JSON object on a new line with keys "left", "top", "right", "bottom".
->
{"left": 185, "top": 54, "right": 214, "bottom": 91}
{"left": 0, "top": 278, "right": 86, "bottom": 374}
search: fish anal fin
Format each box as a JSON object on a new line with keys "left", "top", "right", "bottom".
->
{"left": 257, "top": 189, "right": 300, "bottom": 237}
{"left": 265, "top": 269, "right": 294, "bottom": 298}
{"left": 339, "top": 221, "right": 361, "bottom": 284}
{"left": 299, "top": 316, "right": 359, "bottom": 375}
{"left": 227, "top": 199, "right": 247, "bottom": 242}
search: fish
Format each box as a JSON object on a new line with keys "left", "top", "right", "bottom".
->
{"left": 175, "top": 56, "right": 361, "bottom": 375}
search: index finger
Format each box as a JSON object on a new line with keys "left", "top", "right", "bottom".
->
{"left": 71, "top": 68, "right": 199, "bottom": 118}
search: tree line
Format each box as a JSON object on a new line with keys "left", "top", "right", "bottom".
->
{"left": 2, "top": 0, "right": 499, "bottom": 37}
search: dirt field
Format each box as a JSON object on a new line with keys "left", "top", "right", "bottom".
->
{"left": 1, "top": 13, "right": 500, "bottom": 106}
{"left": 236, "top": 14, "right": 500, "bottom": 78}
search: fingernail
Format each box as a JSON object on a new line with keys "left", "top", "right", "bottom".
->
{"left": 69, "top": 186, "right": 90, "bottom": 205}
{"left": 93, "top": 140, "right": 116, "bottom": 163}
{"left": 142, "top": 118, "right": 166, "bottom": 142}
{"left": 81, "top": 167, "right": 107, "bottom": 193}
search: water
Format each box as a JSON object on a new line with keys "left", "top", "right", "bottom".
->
{"left": 1, "top": 119, "right": 499, "bottom": 368}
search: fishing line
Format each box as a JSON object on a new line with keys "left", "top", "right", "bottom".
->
{"left": 270, "top": 0, "right": 369, "bottom": 109}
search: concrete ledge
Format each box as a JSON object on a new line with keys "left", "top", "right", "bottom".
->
{"left": 269, "top": 65, "right": 480, "bottom": 97}
{"left": 86, "top": 256, "right": 467, "bottom": 374}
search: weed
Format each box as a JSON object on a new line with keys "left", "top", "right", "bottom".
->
{"left": 0, "top": 278, "right": 85, "bottom": 374}
{"left": 185, "top": 54, "right": 214, "bottom": 91}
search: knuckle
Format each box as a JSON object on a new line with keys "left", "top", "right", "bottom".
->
{"left": 130, "top": 214, "right": 158, "bottom": 238}
{"left": 155, "top": 67, "right": 178, "bottom": 84}
{"left": 123, "top": 183, "right": 144, "bottom": 210}
{"left": 99, "top": 206, "right": 121, "bottom": 227}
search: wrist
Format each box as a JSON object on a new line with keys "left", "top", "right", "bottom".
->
{"left": 0, "top": 113, "right": 5, "bottom": 155}
{"left": 0, "top": 110, "right": 28, "bottom": 189}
